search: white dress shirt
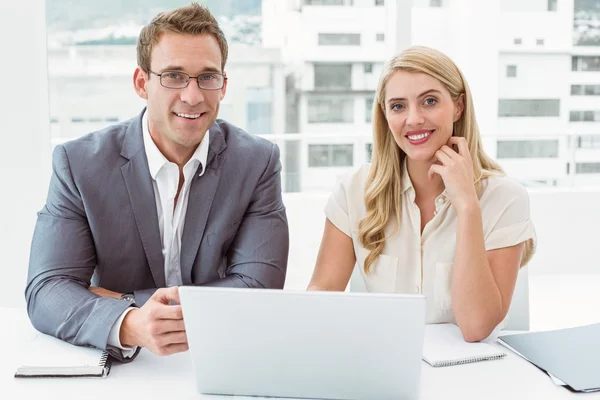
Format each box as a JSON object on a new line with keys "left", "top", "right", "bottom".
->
{"left": 107, "top": 111, "right": 209, "bottom": 356}
{"left": 325, "top": 161, "right": 536, "bottom": 326}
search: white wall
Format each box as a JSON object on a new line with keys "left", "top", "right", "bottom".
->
{"left": 282, "top": 189, "right": 600, "bottom": 291}
{"left": 293, "top": 5, "right": 387, "bottom": 62}
{"left": 498, "top": 5, "right": 573, "bottom": 50}
{"left": 0, "top": 0, "right": 51, "bottom": 308}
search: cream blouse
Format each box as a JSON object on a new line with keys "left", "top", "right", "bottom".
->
{"left": 325, "top": 163, "right": 536, "bottom": 324}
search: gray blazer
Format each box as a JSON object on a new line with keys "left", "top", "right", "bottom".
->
{"left": 25, "top": 109, "right": 289, "bottom": 361}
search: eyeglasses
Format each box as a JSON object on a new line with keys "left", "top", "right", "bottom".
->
{"left": 148, "top": 70, "right": 227, "bottom": 90}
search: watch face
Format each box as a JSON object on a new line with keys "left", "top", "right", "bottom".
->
{"left": 121, "top": 294, "right": 136, "bottom": 304}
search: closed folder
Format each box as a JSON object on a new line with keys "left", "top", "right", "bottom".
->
{"left": 498, "top": 323, "right": 600, "bottom": 393}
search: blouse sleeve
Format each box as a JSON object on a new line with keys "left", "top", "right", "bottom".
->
{"left": 324, "top": 179, "right": 352, "bottom": 237}
{"left": 484, "top": 178, "right": 536, "bottom": 252}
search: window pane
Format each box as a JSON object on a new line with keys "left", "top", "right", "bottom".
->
{"left": 365, "top": 143, "right": 373, "bottom": 162}
{"left": 308, "top": 145, "right": 330, "bottom": 167}
{"left": 548, "top": 0, "right": 557, "bottom": 11}
{"left": 584, "top": 111, "right": 595, "bottom": 121}
{"left": 318, "top": 33, "right": 361, "bottom": 46}
{"left": 246, "top": 87, "right": 272, "bottom": 134}
{"left": 305, "top": 0, "right": 344, "bottom": 5}
{"left": 332, "top": 144, "right": 353, "bottom": 166}
{"left": 365, "top": 96, "right": 374, "bottom": 123}
{"left": 576, "top": 162, "right": 600, "bottom": 174}
{"left": 314, "top": 64, "right": 352, "bottom": 90}
{"left": 498, "top": 99, "right": 560, "bottom": 117}
{"left": 578, "top": 135, "right": 600, "bottom": 149}
{"left": 308, "top": 96, "right": 354, "bottom": 123}
{"left": 572, "top": 56, "right": 600, "bottom": 71}
{"left": 571, "top": 85, "right": 583, "bottom": 95}
{"left": 308, "top": 144, "right": 353, "bottom": 167}
{"left": 496, "top": 140, "right": 559, "bottom": 158}
{"left": 506, "top": 65, "right": 517, "bottom": 78}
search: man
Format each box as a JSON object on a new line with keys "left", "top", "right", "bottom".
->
{"left": 25, "top": 4, "right": 289, "bottom": 362}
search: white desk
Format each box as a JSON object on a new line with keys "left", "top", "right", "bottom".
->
{"left": 1, "top": 308, "right": 598, "bottom": 399}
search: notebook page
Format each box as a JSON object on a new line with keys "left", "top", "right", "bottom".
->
{"left": 423, "top": 324, "right": 506, "bottom": 367}
{"left": 15, "top": 334, "right": 108, "bottom": 377}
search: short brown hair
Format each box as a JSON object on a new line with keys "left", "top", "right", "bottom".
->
{"left": 137, "top": 3, "right": 228, "bottom": 72}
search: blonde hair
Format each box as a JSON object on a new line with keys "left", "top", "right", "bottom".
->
{"left": 358, "top": 46, "right": 534, "bottom": 272}
{"left": 137, "top": 3, "right": 228, "bottom": 73}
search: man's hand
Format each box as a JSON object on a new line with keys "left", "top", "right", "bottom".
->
{"left": 89, "top": 286, "right": 122, "bottom": 299}
{"left": 119, "top": 287, "right": 188, "bottom": 356}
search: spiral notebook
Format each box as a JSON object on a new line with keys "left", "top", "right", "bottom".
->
{"left": 14, "top": 333, "right": 112, "bottom": 378}
{"left": 422, "top": 323, "right": 506, "bottom": 367}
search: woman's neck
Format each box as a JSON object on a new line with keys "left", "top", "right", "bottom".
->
{"left": 406, "top": 158, "right": 445, "bottom": 199}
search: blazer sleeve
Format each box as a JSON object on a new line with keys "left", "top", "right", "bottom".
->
{"left": 25, "top": 144, "right": 139, "bottom": 363}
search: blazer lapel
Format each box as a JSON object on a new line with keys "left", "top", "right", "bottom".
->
{"left": 180, "top": 123, "right": 228, "bottom": 285}
{"left": 120, "top": 109, "right": 166, "bottom": 288}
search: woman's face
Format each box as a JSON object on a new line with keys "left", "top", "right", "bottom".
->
{"left": 384, "top": 70, "right": 464, "bottom": 163}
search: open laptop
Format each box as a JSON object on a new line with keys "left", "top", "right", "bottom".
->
{"left": 179, "top": 287, "right": 426, "bottom": 400}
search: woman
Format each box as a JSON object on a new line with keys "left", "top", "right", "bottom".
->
{"left": 307, "top": 46, "right": 536, "bottom": 342}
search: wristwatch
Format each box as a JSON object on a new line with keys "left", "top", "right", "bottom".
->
{"left": 120, "top": 292, "right": 136, "bottom": 307}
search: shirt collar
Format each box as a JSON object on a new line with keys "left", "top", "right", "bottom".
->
{"left": 401, "top": 157, "right": 412, "bottom": 194}
{"left": 401, "top": 157, "right": 448, "bottom": 204}
{"left": 142, "top": 110, "right": 209, "bottom": 180}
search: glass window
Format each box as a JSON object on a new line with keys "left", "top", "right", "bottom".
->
{"left": 314, "top": 63, "right": 352, "bottom": 90}
{"left": 506, "top": 65, "right": 517, "bottom": 78}
{"left": 572, "top": 56, "right": 600, "bottom": 71}
{"left": 548, "top": 0, "right": 557, "bottom": 11}
{"left": 429, "top": 0, "right": 442, "bottom": 7}
{"left": 571, "top": 85, "right": 583, "bottom": 95}
{"left": 584, "top": 85, "right": 600, "bottom": 95}
{"left": 498, "top": 99, "right": 560, "bottom": 117}
{"left": 536, "top": 38, "right": 545, "bottom": 45}
{"left": 514, "top": 38, "right": 522, "bottom": 45}
{"left": 365, "top": 143, "right": 373, "bottom": 162}
{"left": 496, "top": 140, "right": 559, "bottom": 159}
{"left": 576, "top": 162, "right": 600, "bottom": 174}
{"left": 585, "top": 110, "right": 595, "bottom": 121}
{"left": 375, "top": 0, "right": 385, "bottom": 5}
{"left": 308, "top": 144, "right": 353, "bottom": 167}
{"left": 578, "top": 135, "right": 600, "bottom": 149}
{"left": 246, "top": 88, "right": 273, "bottom": 135}
{"left": 365, "top": 96, "right": 374, "bottom": 123}
{"left": 364, "top": 63, "right": 373, "bottom": 73}
{"left": 305, "top": 0, "right": 344, "bottom": 5}
{"left": 376, "top": 33, "right": 385, "bottom": 42}
{"left": 308, "top": 96, "right": 354, "bottom": 123}
{"left": 571, "top": 110, "right": 600, "bottom": 122}
{"left": 318, "top": 33, "right": 361, "bottom": 46}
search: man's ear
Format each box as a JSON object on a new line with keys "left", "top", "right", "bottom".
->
{"left": 133, "top": 67, "right": 149, "bottom": 100}
{"left": 454, "top": 93, "right": 465, "bottom": 122}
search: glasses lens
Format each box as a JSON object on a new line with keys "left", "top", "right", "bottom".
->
{"left": 160, "top": 71, "right": 189, "bottom": 89}
{"left": 197, "top": 73, "right": 224, "bottom": 90}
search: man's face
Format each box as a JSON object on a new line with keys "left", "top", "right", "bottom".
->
{"left": 134, "top": 32, "right": 227, "bottom": 153}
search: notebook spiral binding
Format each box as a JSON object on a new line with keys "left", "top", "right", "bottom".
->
{"left": 434, "top": 353, "right": 506, "bottom": 367}
{"left": 99, "top": 352, "right": 113, "bottom": 376}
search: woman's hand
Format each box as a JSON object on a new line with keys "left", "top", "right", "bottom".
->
{"left": 428, "top": 136, "right": 479, "bottom": 214}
